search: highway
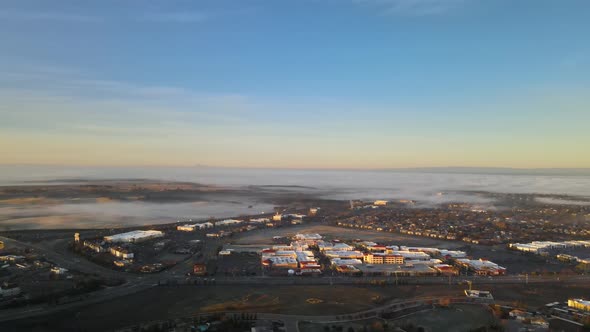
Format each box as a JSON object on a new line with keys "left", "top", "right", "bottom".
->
{"left": 2, "top": 234, "right": 590, "bottom": 325}
{"left": 196, "top": 296, "right": 492, "bottom": 332}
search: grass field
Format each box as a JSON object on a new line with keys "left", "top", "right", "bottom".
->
{"left": 233, "top": 224, "right": 464, "bottom": 249}
{"left": 393, "top": 304, "right": 497, "bottom": 332}
{"left": 3, "top": 282, "right": 590, "bottom": 332}
{"left": 298, "top": 304, "right": 497, "bottom": 332}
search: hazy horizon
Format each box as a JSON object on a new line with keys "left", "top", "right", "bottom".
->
{"left": 2, "top": 165, "right": 590, "bottom": 230}
{"left": 2, "top": 0, "right": 590, "bottom": 168}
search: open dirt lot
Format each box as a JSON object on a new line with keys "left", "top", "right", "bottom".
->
{"left": 233, "top": 224, "right": 465, "bottom": 249}
{"left": 2, "top": 281, "right": 590, "bottom": 332}
{"left": 393, "top": 304, "right": 497, "bottom": 332}
{"left": 299, "top": 304, "right": 497, "bottom": 332}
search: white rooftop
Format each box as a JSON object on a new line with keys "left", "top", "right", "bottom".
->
{"left": 104, "top": 230, "right": 163, "bottom": 242}
{"left": 295, "top": 233, "right": 323, "bottom": 240}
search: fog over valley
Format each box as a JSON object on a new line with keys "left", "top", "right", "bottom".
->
{"left": 1, "top": 166, "right": 589, "bottom": 230}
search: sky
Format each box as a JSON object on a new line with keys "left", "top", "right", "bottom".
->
{"left": 0, "top": 0, "right": 589, "bottom": 169}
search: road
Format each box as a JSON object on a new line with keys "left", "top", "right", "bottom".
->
{"left": 214, "top": 296, "right": 491, "bottom": 332}
{"left": 0, "top": 236, "right": 129, "bottom": 280}
{"left": 2, "top": 234, "right": 590, "bottom": 325}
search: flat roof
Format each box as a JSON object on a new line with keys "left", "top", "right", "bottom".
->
{"left": 570, "top": 299, "right": 590, "bottom": 306}
{"left": 104, "top": 230, "right": 163, "bottom": 242}
{"left": 357, "top": 264, "right": 436, "bottom": 274}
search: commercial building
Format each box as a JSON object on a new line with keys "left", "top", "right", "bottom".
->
{"left": 324, "top": 250, "right": 364, "bottom": 260}
{"left": 250, "top": 218, "right": 270, "bottom": 224}
{"left": 274, "top": 250, "right": 297, "bottom": 258}
{"left": 215, "top": 219, "right": 243, "bottom": 227}
{"left": 294, "top": 233, "right": 323, "bottom": 243}
{"left": 177, "top": 222, "right": 213, "bottom": 231}
{"left": 266, "top": 257, "right": 298, "bottom": 269}
{"left": 318, "top": 241, "right": 334, "bottom": 251}
{"left": 109, "top": 247, "right": 134, "bottom": 259}
{"left": 290, "top": 241, "right": 310, "bottom": 251}
{"left": 0, "top": 255, "right": 25, "bottom": 263}
{"left": 364, "top": 253, "right": 404, "bottom": 265}
{"left": 271, "top": 245, "right": 292, "bottom": 251}
{"left": 113, "top": 260, "right": 131, "bottom": 268}
{"left": 568, "top": 299, "right": 590, "bottom": 312}
{"left": 405, "top": 259, "right": 443, "bottom": 266}
{"left": 390, "top": 251, "right": 431, "bottom": 261}
{"left": 83, "top": 240, "right": 104, "bottom": 253}
{"left": 332, "top": 258, "right": 363, "bottom": 266}
{"left": 360, "top": 241, "right": 378, "bottom": 248}
{"left": 104, "top": 230, "right": 163, "bottom": 243}
{"left": 373, "top": 200, "right": 388, "bottom": 206}
{"left": 296, "top": 251, "right": 320, "bottom": 268}
{"left": 455, "top": 258, "right": 506, "bottom": 275}
{"left": 400, "top": 246, "right": 440, "bottom": 255}
{"left": 332, "top": 243, "right": 353, "bottom": 251}
{"left": 177, "top": 224, "right": 197, "bottom": 231}
{"left": 50, "top": 267, "right": 68, "bottom": 275}
{"left": 434, "top": 264, "right": 458, "bottom": 275}
{"left": 285, "top": 213, "right": 306, "bottom": 220}
{"left": 439, "top": 249, "right": 467, "bottom": 258}
{"left": 509, "top": 240, "right": 590, "bottom": 254}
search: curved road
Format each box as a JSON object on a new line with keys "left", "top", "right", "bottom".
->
{"left": 2, "top": 235, "right": 590, "bottom": 326}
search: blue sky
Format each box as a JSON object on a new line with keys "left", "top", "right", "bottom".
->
{"left": 1, "top": 0, "right": 589, "bottom": 168}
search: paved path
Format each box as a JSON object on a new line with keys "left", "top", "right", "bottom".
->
{"left": 2, "top": 235, "right": 590, "bottom": 326}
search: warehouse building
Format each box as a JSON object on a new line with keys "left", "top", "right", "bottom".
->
{"left": 215, "top": 219, "right": 243, "bottom": 227}
{"left": 294, "top": 233, "right": 323, "bottom": 244}
{"left": 455, "top": 258, "right": 506, "bottom": 275}
{"left": 568, "top": 299, "right": 590, "bottom": 312}
{"left": 324, "top": 250, "right": 364, "bottom": 260}
{"left": 332, "top": 258, "right": 363, "bottom": 266}
{"left": 104, "top": 230, "right": 163, "bottom": 243}
{"left": 109, "top": 246, "right": 134, "bottom": 259}
{"left": 390, "top": 251, "right": 431, "bottom": 261}
{"left": 177, "top": 222, "right": 213, "bottom": 231}
{"left": 265, "top": 257, "right": 298, "bottom": 269}
{"left": 250, "top": 218, "right": 270, "bottom": 224}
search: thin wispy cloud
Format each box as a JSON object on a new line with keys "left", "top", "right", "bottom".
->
{"left": 354, "top": 0, "right": 469, "bottom": 16}
{"left": 0, "top": 63, "right": 256, "bottom": 138}
{"left": 0, "top": 10, "right": 100, "bottom": 22}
